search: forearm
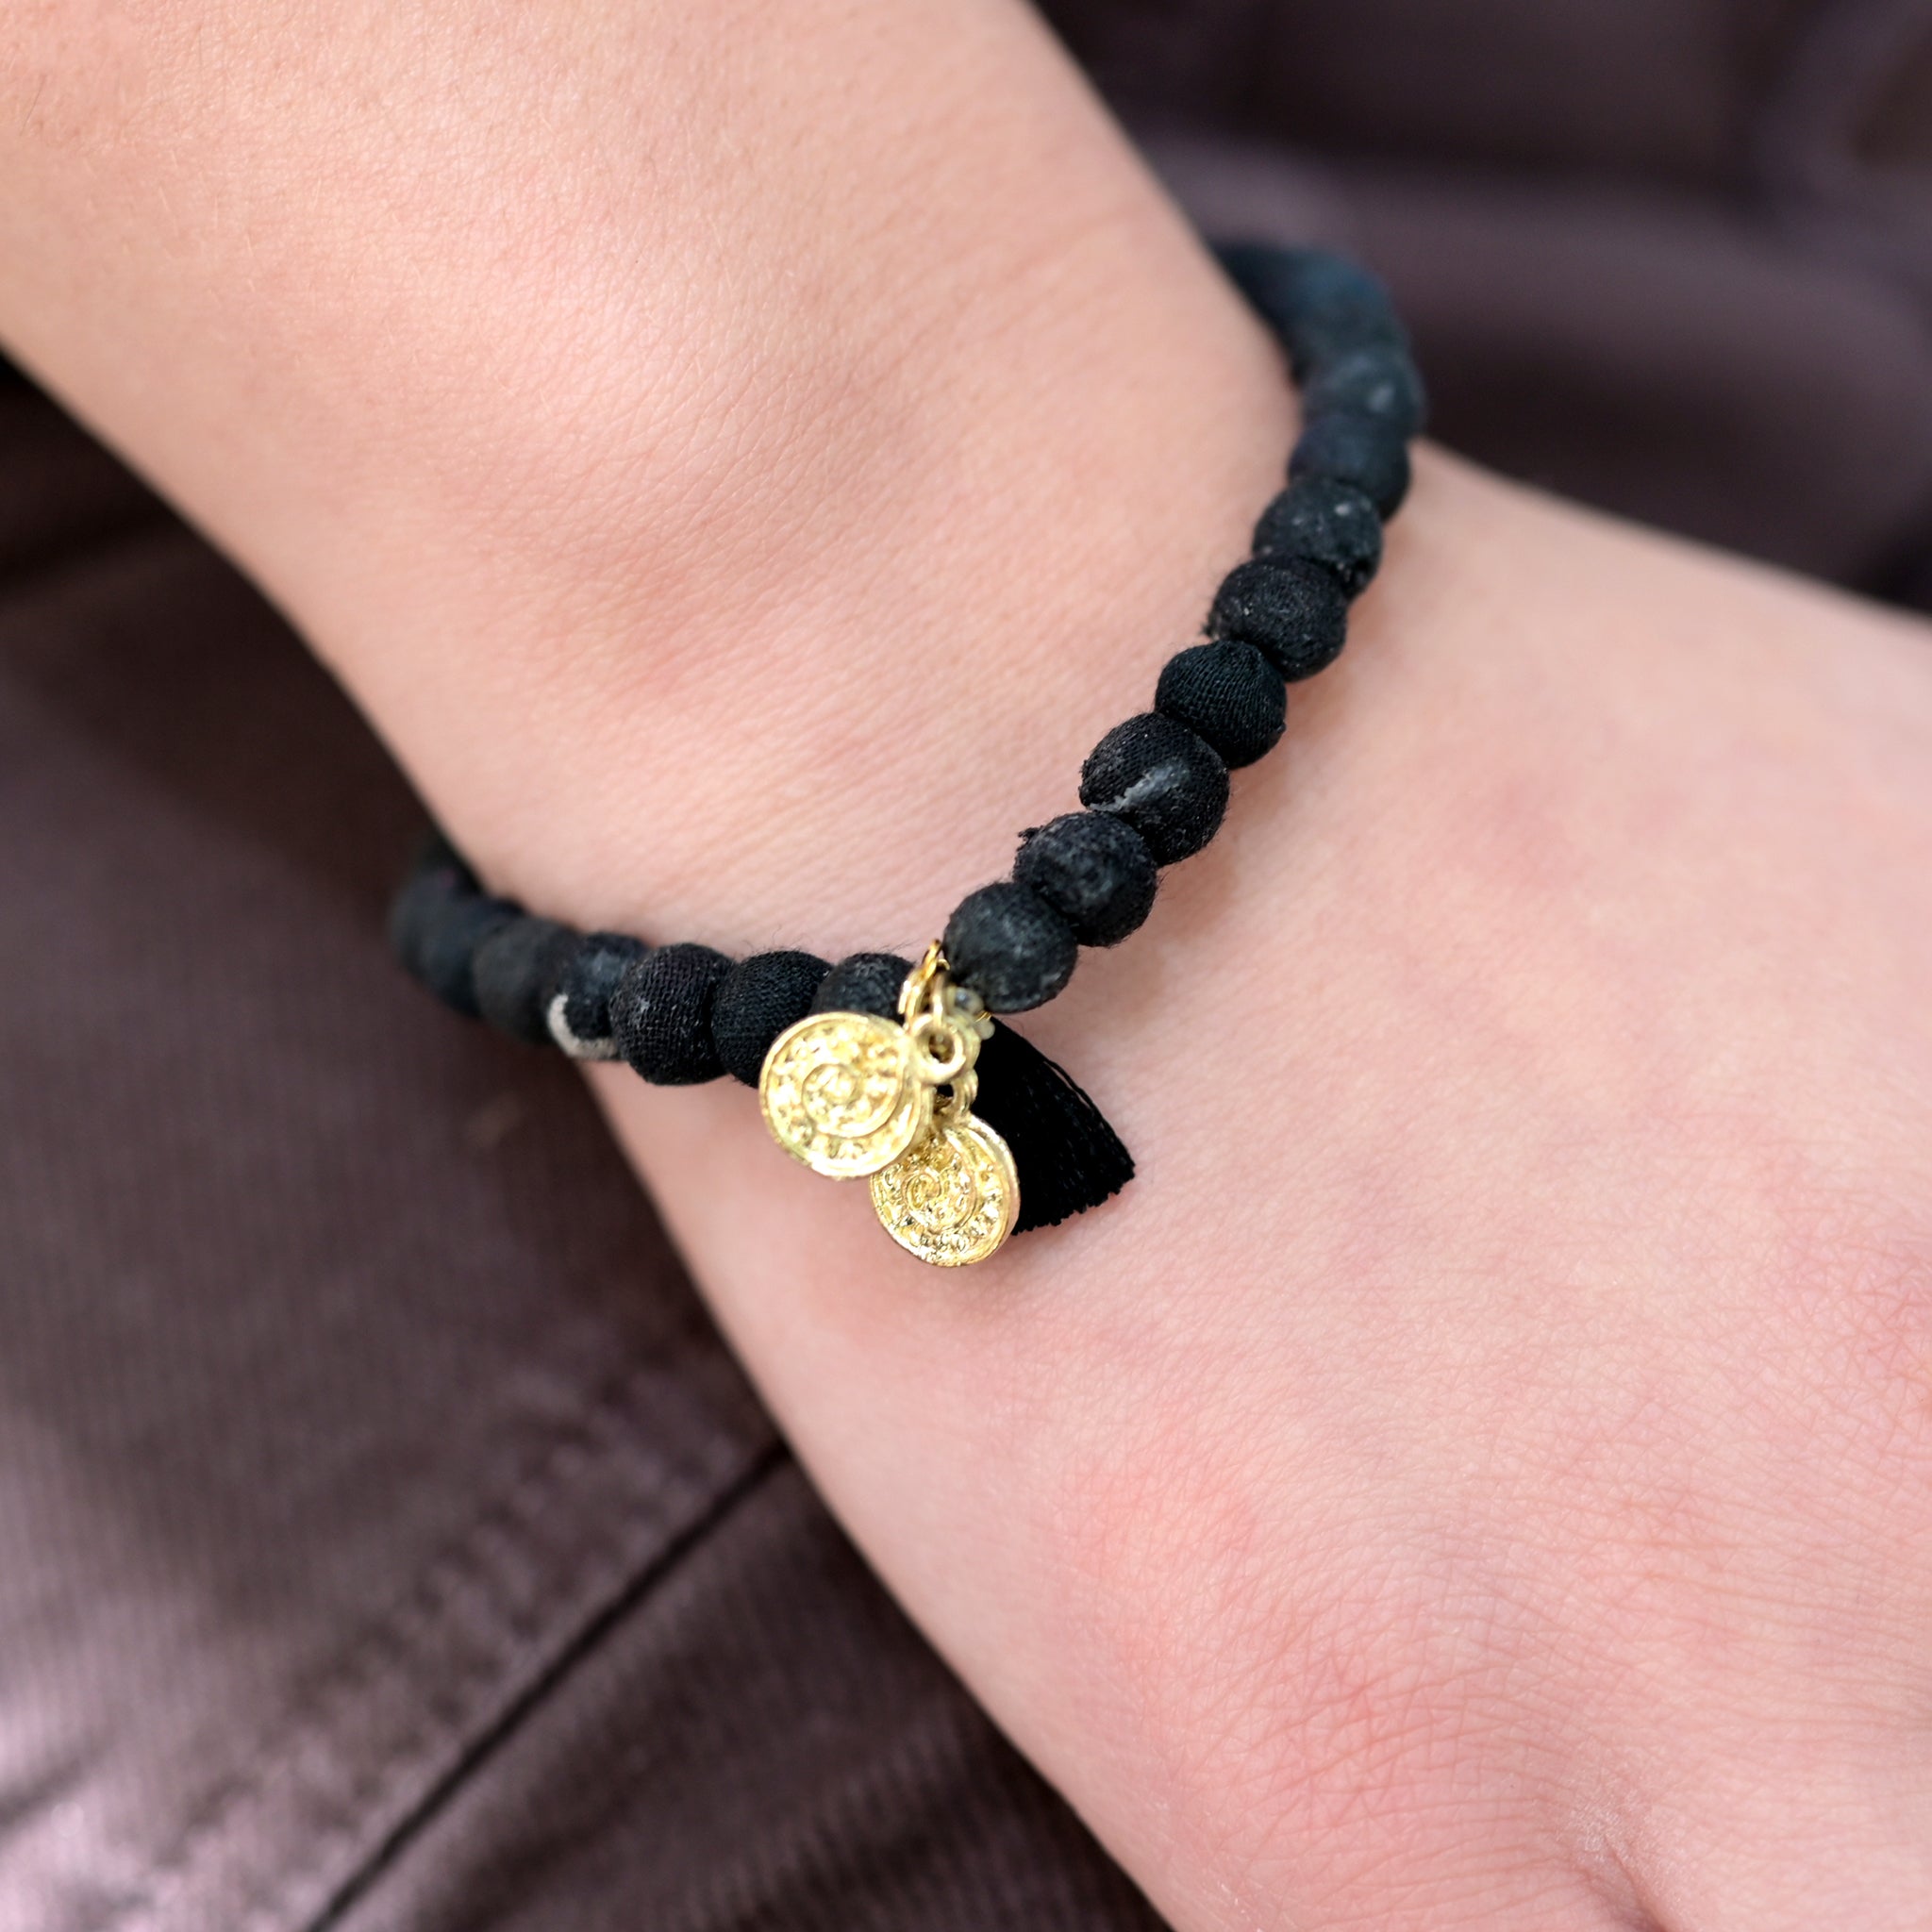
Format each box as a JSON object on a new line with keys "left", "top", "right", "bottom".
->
{"left": 0, "top": 0, "right": 1291, "bottom": 949}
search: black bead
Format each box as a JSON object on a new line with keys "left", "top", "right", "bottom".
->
{"left": 474, "top": 915, "right": 580, "bottom": 1046}
{"left": 387, "top": 865, "right": 468, "bottom": 983}
{"left": 1213, "top": 240, "right": 1300, "bottom": 326}
{"left": 610, "top": 942, "right": 734, "bottom": 1085}
{"left": 1078, "top": 713, "right": 1229, "bottom": 866}
{"left": 1301, "top": 345, "right": 1427, "bottom": 440}
{"left": 1216, "top": 242, "right": 1408, "bottom": 377}
{"left": 1155, "top": 641, "right": 1287, "bottom": 769}
{"left": 1208, "top": 558, "right": 1349, "bottom": 681}
{"left": 412, "top": 891, "right": 522, "bottom": 1019}
{"left": 1253, "top": 478, "right": 1383, "bottom": 596}
{"left": 1013, "top": 811, "right": 1158, "bottom": 948}
{"left": 1290, "top": 412, "right": 1411, "bottom": 517}
{"left": 943, "top": 883, "right": 1078, "bottom": 1013}
{"left": 711, "top": 950, "right": 832, "bottom": 1086}
{"left": 811, "top": 952, "right": 913, "bottom": 1021}
{"left": 1208, "top": 558, "right": 1349, "bottom": 680}
{"left": 554, "top": 930, "right": 650, "bottom": 1046}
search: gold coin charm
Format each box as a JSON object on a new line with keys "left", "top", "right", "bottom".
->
{"left": 871, "top": 1108, "right": 1020, "bottom": 1267}
{"left": 760, "top": 945, "right": 1014, "bottom": 1263}
{"left": 759, "top": 1011, "right": 933, "bottom": 1179}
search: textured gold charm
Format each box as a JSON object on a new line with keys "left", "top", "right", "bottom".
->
{"left": 759, "top": 944, "right": 1012, "bottom": 1264}
{"left": 871, "top": 1106, "right": 1019, "bottom": 1267}
{"left": 758, "top": 1010, "right": 933, "bottom": 1179}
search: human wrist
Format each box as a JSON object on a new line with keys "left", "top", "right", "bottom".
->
{"left": 0, "top": 0, "right": 1303, "bottom": 963}
{"left": 335, "top": 209, "right": 1296, "bottom": 966}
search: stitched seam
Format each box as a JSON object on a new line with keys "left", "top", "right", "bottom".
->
{"left": 305, "top": 1440, "right": 790, "bottom": 1932}
{"left": 102, "top": 1354, "right": 774, "bottom": 1932}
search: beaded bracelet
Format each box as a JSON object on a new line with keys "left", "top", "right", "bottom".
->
{"left": 392, "top": 242, "right": 1424, "bottom": 1266}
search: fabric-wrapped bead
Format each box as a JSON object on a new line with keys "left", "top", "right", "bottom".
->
{"left": 610, "top": 942, "right": 734, "bottom": 1085}
{"left": 1155, "top": 641, "right": 1287, "bottom": 769}
{"left": 711, "top": 949, "right": 832, "bottom": 1086}
{"left": 1290, "top": 413, "right": 1411, "bottom": 517}
{"left": 1215, "top": 242, "right": 1408, "bottom": 377}
{"left": 409, "top": 891, "right": 522, "bottom": 1019}
{"left": 1253, "top": 478, "right": 1383, "bottom": 596}
{"left": 1078, "top": 713, "right": 1229, "bottom": 865}
{"left": 1208, "top": 558, "right": 1348, "bottom": 681}
{"left": 387, "top": 866, "right": 468, "bottom": 986}
{"left": 1013, "top": 811, "right": 1158, "bottom": 948}
{"left": 944, "top": 882, "right": 1078, "bottom": 1013}
{"left": 387, "top": 831, "right": 481, "bottom": 980}
{"left": 811, "top": 952, "right": 913, "bottom": 1021}
{"left": 1301, "top": 345, "right": 1427, "bottom": 439}
{"left": 550, "top": 930, "right": 650, "bottom": 1057}
{"left": 474, "top": 915, "right": 579, "bottom": 1046}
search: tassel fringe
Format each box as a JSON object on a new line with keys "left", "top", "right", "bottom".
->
{"left": 972, "top": 1023, "right": 1134, "bottom": 1234}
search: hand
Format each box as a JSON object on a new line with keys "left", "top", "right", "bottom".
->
{"left": 608, "top": 452, "right": 1932, "bottom": 1931}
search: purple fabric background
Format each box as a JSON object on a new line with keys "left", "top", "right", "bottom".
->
{"left": 1, "top": 4, "right": 1926, "bottom": 1925}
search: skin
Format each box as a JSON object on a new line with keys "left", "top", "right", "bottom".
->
{"left": 5, "top": 2, "right": 1931, "bottom": 1926}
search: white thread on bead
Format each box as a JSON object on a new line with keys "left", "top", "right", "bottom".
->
{"left": 546, "top": 992, "right": 618, "bottom": 1061}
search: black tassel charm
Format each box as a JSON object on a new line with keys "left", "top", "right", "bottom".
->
{"left": 972, "top": 1022, "right": 1133, "bottom": 1235}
